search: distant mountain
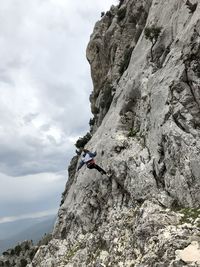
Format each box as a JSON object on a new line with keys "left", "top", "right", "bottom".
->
{"left": 0, "top": 215, "right": 56, "bottom": 254}
{"left": 0, "top": 216, "right": 55, "bottom": 240}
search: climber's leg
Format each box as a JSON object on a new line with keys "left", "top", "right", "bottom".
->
{"left": 87, "top": 163, "right": 106, "bottom": 175}
{"left": 93, "top": 164, "right": 107, "bottom": 175}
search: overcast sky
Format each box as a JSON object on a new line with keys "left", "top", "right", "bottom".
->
{"left": 0, "top": 0, "right": 116, "bottom": 224}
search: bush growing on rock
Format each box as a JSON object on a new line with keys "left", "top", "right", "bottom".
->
{"left": 144, "top": 25, "right": 162, "bottom": 61}
{"left": 20, "top": 259, "right": 27, "bottom": 267}
{"left": 185, "top": 0, "right": 197, "bottom": 13}
{"left": 179, "top": 208, "right": 200, "bottom": 226}
{"left": 144, "top": 25, "right": 162, "bottom": 43}
{"left": 128, "top": 128, "right": 138, "bottom": 137}
{"left": 14, "top": 245, "right": 22, "bottom": 256}
{"left": 2, "top": 252, "right": 9, "bottom": 256}
{"left": 24, "top": 243, "right": 30, "bottom": 251}
{"left": 105, "top": 11, "right": 112, "bottom": 18}
{"left": 92, "top": 106, "right": 99, "bottom": 115}
{"left": 37, "top": 233, "right": 52, "bottom": 246}
{"left": 118, "top": 0, "right": 125, "bottom": 8}
{"left": 89, "top": 117, "right": 95, "bottom": 126}
{"left": 75, "top": 132, "right": 91, "bottom": 149}
{"left": 29, "top": 249, "right": 37, "bottom": 261}
{"left": 128, "top": 14, "right": 137, "bottom": 24}
{"left": 117, "top": 7, "right": 127, "bottom": 22}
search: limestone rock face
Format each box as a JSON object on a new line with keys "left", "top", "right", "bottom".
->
{"left": 28, "top": 0, "right": 200, "bottom": 266}
{"left": 87, "top": 0, "right": 152, "bottom": 129}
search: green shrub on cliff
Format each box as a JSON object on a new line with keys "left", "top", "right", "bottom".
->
{"left": 20, "top": 259, "right": 28, "bottom": 267}
{"left": 128, "top": 128, "right": 138, "bottom": 137}
{"left": 179, "top": 208, "right": 200, "bottom": 226}
{"left": 89, "top": 117, "right": 95, "bottom": 126}
{"left": 144, "top": 25, "right": 162, "bottom": 61}
{"left": 75, "top": 132, "right": 91, "bottom": 149}
{"left": 117, "top": 7, "right": 126, "bottom": 22}
{"left": 185, "top": 0, "right": 197, "bottom": 13}
{"left": 118, "top": 0, "right": 125, "bottom": 8}
{"left": 14, "top": 245, "right": 22, "bottom": 256}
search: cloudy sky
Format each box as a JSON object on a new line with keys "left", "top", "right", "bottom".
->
{"left": 0, "top": 0, "right": 116, "bottom": 224}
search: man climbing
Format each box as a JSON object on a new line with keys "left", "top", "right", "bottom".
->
{"left": 77, "top": 148, "right": 107, "bottom": 175}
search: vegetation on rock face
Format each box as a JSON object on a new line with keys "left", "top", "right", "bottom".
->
{"left": 64, "top": 245, "right": 80, "bottom": 264}
{"left": 0, "top": 241, "right": 38, "bottom": 267}
{"left": 37, "top": 233, "right": 52, "bottom": 246}
{"left": 117, "top": 7, "right": 127, "bottom": 22}
{"left": 89, "top": 117, "right": 95, "bottom": 127}
{"left": 144, "top": 25, "right": 162, "bottom": 61}
{"left": 185, "top": 0, "right": 197, "bottom": 13}
{"left": 92, "top": 106, "right": 99, "bottom": 115}
{"left": 20, "top": 258, "right": 28, "bottom": 267}
{"left": 14, "top": 245, "right": 22, "bottom": 256}
{"left": 128, "top": 128, "right": 138, "bottom": 137}
{"left": 179, "top": 208, "right": 200, "bottom": 226}
{"left": 75, "top": 132, "right": 91, "bottom": 149}
{"left": 105, "top": 11, "right": 112, "bottom": 19}
{"left": 118, "top": 0, "right": 125, "bottom": 8}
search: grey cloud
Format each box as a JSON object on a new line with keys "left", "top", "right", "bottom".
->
{"left": 0, "top": 172, "right": 66, "bottom": 217}
{"left": 23, "top": 113, "right": 39, "bottom": 124}
{"left": 0, "top": 0, "right": 116, "bottom": 220}
{"left": 39, "top": 124, "right": 51, "bottom": 132}
{"left": 0, "top": 132, "right": 74, "bottom": 177}
{"left": 0, "top": 69, "right": 13, "bottom": 85}
{"left": 47, "top": 135, "right": 57, "bottom": 145}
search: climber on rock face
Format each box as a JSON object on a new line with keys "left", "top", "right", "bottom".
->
{"left": 77, "top": 148, "right": 107, "bottom": 175}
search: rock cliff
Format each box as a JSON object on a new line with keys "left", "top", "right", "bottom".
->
{"left": 2, "top": 0, "right": 200, "bottom": 266}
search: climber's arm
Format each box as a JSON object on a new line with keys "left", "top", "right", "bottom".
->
{"left": 89, "top": 151, "right": 97, "bottom": 158}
